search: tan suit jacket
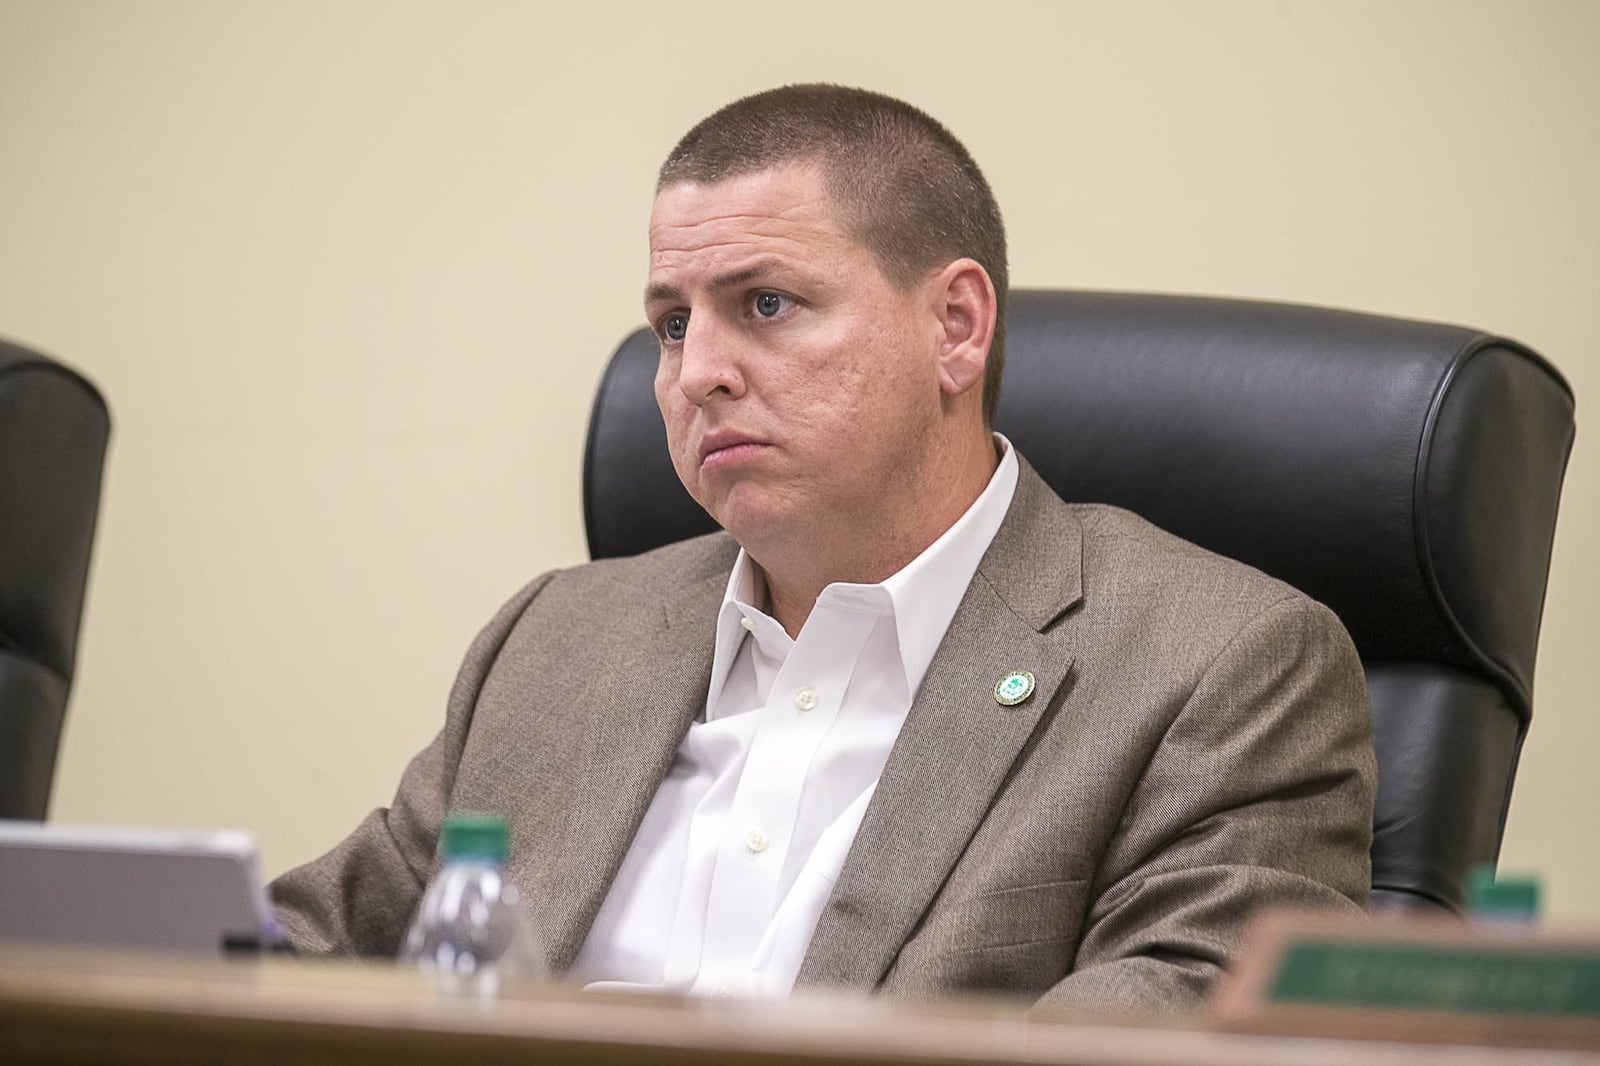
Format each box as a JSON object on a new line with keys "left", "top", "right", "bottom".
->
{"left": 271, "top": 460, "right": 1375, "bottom": 1014}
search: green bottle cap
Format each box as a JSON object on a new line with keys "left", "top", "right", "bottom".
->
{"left": 1466, "top": 863, "right": 1541, "bottom": 918}
{"left": 439, "top": 812, "right": 509, "bottom": 862}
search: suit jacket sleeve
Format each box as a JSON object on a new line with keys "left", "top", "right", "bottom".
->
{"left": 1033, "top": 594, "right": 1375, "bottom": 1015}
{"left": 269, "top": 575, "right": 553, "bottom": 955}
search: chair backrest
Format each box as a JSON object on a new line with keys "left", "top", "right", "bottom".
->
{"left": 0, "top": 338, "right": 111, "bottom": 820}
{"left": 583, "top": 290, "right": 1576, "bottom": 913}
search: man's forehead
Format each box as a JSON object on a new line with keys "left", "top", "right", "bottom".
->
{"left": 644, "top": 167, "right": 865, "bottom": 298}
{"left": 649, "top": 165, "right": 837, "bottom": 239}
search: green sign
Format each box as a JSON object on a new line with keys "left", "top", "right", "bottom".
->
{"left": 1270, "top": 940, "right": 1600, "bottom": 1017}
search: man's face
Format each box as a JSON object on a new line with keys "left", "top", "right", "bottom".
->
{"left": 646, "top": 164, "right": 947, "bottom": 558}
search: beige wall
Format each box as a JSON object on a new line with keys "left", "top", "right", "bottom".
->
{"left": 1, "top": 1, "right": 1595, "bottom": 917}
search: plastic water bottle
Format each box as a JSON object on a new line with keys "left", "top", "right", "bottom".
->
{"left": 1466, "top": 863, "right": 1541, "bottom": 932}
{"left": 398, "top": 812, "right": 546, "bottom": 994}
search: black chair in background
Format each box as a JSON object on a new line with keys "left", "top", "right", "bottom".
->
{"left": 0, "top": 338, "right": 110, "bottom": 820}
{"left": 583, "top": 290, "right": 1576, "bottom": 913}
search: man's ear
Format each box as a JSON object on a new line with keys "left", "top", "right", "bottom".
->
{"left": 930, "top": 259, "right": 997, "bottom": 399}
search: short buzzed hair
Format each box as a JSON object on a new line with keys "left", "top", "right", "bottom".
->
{"left": 658, "top": 84, "right": 1009, "bottom": 426}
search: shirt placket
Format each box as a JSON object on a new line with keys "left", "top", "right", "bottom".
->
{"left": 693, "top": 601, "right": 880, "bottom": 996}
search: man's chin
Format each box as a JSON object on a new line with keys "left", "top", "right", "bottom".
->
{"left": 705, "top": 496, "right": 798, "bottom": 552}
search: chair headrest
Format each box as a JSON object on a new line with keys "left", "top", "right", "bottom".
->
{"left": 0, "top": 338, "right": 111, "bottom": 681}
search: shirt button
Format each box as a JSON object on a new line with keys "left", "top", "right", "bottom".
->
{"left": 793, "top": 687, "right": 818, "bottom": 712}
{"left": 745, "top": 829, "right": 769, "bottom": 854}
{"left": 711, "top": 984, "right": 734, "bottom": 999}
{"left": 739, "top": 617, "right": 756, "bottom": 633}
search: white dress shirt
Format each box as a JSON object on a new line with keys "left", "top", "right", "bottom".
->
{"left": 571, "top": 437, "right": 1020, "bottom": 998}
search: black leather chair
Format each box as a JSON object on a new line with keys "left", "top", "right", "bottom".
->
{"left": 583, "top": 290, "right": 1576, "bottom": 914}
{"left": 0, "top": 338, "right": 110, "bottom": 820}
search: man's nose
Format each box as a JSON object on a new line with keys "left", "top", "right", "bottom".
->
{"left": 677, "top": 316, "right": 745, "bottom": 405}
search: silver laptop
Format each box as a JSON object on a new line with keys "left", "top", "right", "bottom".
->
{"left": 0, "top": 821, "right": 275, "bottom": 954}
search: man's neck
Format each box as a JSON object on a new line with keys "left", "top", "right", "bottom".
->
{"left": 754, "top": 433, "right": 1002, "bottom": 638}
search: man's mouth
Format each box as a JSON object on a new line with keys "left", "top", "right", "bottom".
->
{"left": 697, "top": 431, "right": 769, "bottom": 470}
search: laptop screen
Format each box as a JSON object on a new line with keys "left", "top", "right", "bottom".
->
{"left": 0, "top": 821, "right": 274, "bottom": 954}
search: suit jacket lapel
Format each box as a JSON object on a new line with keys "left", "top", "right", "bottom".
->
{"left": 797, "top": 462, "right": 1084, "bottom": 989}
{"left": 528, "top": 554, "right": 728, "bottom": 971}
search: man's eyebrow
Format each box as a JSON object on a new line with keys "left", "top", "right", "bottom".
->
{"left": 643, "top": 263, "right": 788, "bottom": 306}
{"left": 707, "top": 265, "right": 771, "bottom": 292}
{"left": 644, "top": 281, "right": 682, "bottom": 305}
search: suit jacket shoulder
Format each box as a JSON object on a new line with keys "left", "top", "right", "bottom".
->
{"left": 270, "top": 531, "right": 737, "bottom": 957}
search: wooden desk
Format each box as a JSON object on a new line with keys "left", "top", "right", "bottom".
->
{"left": 0, "top": 944, "right": 1592, "bottom": 1066}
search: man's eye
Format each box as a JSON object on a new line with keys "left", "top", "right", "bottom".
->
{"left": 754, "top": 293, "right": 783, "bottom": 318}
{"left": 662, "top": 315, "right": 688, "bottom": 342}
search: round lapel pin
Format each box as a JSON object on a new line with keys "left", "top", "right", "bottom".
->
{"left": 994, "top": 671, "right": 1036, "bottom": 706}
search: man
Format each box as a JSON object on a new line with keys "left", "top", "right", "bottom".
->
{"left": 271, "top": 84, "right": 1375, "bottom": 1014}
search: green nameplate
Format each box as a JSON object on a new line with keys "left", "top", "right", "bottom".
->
{"left": 1269, "top": 939, "right": 1600, "bottom": 1017}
